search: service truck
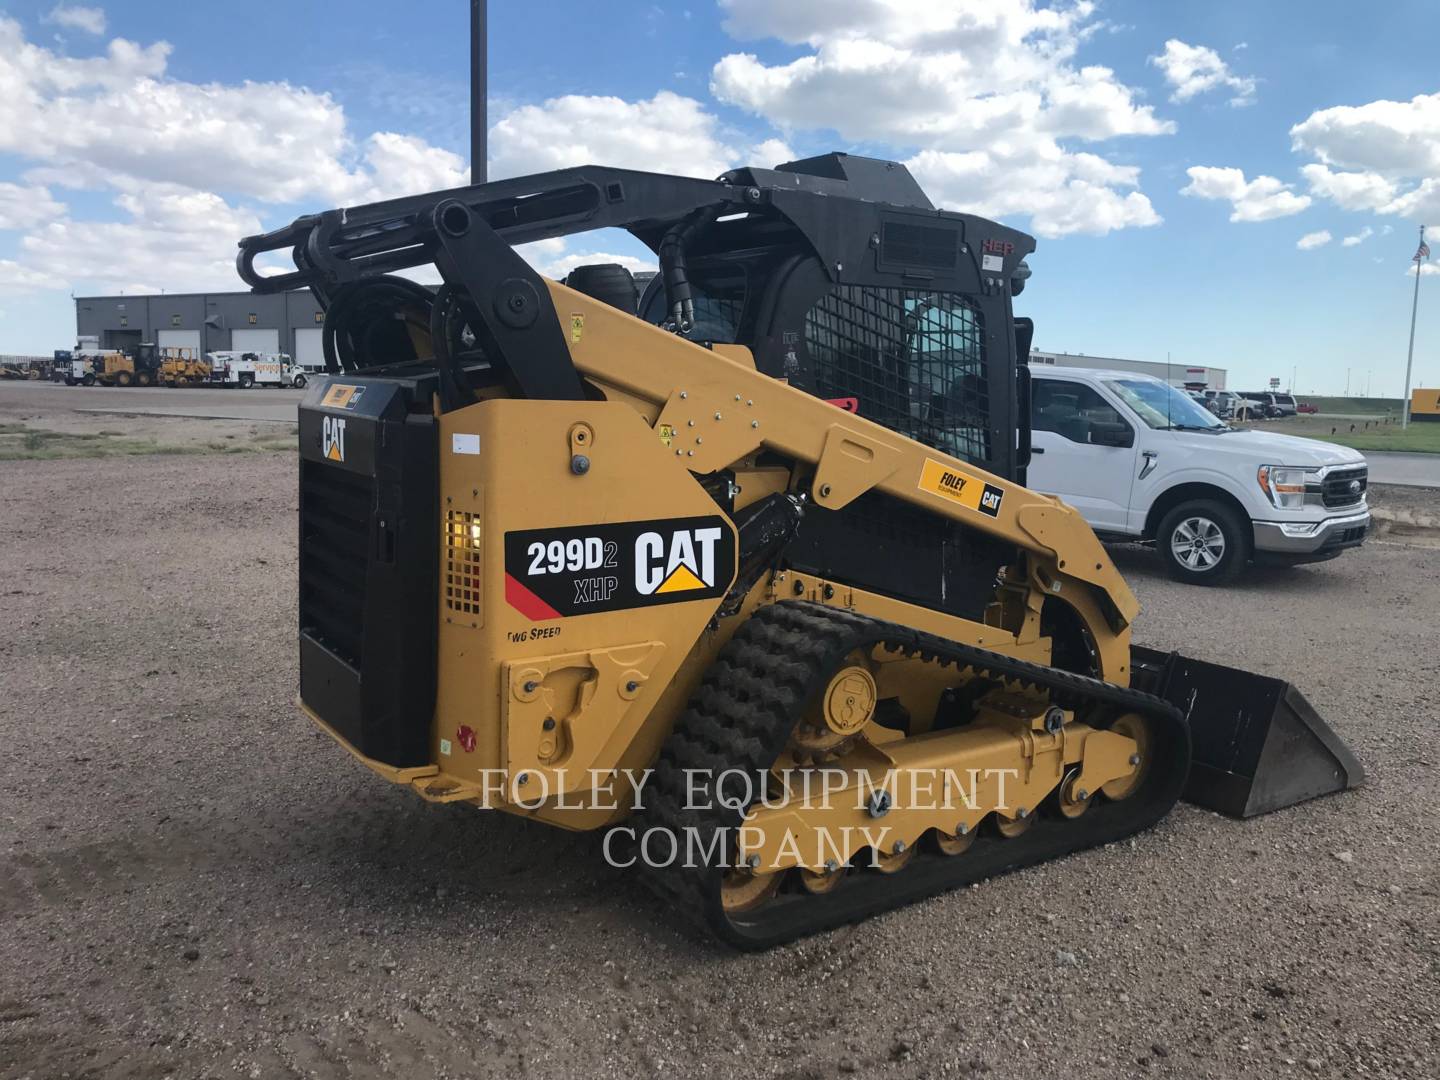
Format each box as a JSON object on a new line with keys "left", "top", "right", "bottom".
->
{"left": 206, "top": 352, "right": 307, "bottom": 388}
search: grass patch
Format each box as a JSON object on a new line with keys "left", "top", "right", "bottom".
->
{"left": 1312, "top": 427, "right": 1440, "bottom": 453}
{"left": 1298, "top": 395, "right": 1404, "bottom": 416}
{"left": 0, "top": 423, "right": 297, "bottom": 460}
{"left": 1241, "top": 414, "right": 1440, "bottom": 453}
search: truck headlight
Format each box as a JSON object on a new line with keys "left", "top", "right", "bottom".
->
{"left": 1257, "top": 465, "right": 1307, "bottom": 509}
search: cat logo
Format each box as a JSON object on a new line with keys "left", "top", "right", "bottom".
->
{"left": 635, "top": 526, "right": 724, "bottom": 596}
{"left": 322, "top": 415, "right": 346, "bottom": 463}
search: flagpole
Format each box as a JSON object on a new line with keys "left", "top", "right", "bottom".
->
{"left": 1403, "top": 224, "right": 1425, "bottom": 430}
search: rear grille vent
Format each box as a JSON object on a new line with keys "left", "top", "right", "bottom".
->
{"left": 299, "top": 461, "right": 371, "bottom": 666}
{"left": 444, "top": 510, "right": 482, "bottom": 615}
{"left": 881, "top": 221, "right": 958, "bottom": 270}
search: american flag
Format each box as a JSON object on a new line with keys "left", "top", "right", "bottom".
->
{"left": 1418, "top": 238, "right": 1431, "bottom": 261}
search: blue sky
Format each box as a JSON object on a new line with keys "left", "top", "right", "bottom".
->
{"left": 0, "top": 0, "right": 1436, "bottom": 396}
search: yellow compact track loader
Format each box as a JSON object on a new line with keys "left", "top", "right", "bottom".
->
{"left": 239, "top": 153, "right": 1361, "bottom": 947}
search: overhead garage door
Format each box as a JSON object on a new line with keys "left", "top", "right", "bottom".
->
{"left": 231, "top": 328, "right": 280, "bottom": 355}
{"left": 294, "top": 327, "right": 325, "bottom": 371}
{"left": 157, "top": 329, "right": 201, "bottom": 357}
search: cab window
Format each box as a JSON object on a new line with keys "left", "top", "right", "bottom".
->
{"left": 639, "top": 260, "right": 748, "bottom": 343}
{"left": 805, "top": 286, "right": 989, "bottom": 462}
{"left": 1031, "top": 380, "right": 1127, "bottom": 444}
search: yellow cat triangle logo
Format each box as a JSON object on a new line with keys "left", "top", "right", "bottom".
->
{"left": 321, "top": 415, "right": 346, "bottom": 462}
{"left": 656, "top": 563, "right": 706, "bottom": 593}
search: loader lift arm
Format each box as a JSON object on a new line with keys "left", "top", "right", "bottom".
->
{"left": 240, "top": 156, "right": 1138, "bottom": 642}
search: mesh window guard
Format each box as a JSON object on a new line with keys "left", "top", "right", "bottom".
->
{"left": 806, "top": 287, "right": 990, "bottom": 464}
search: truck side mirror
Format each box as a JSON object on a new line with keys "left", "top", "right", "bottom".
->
{"left": 1089, "top": 421, "right": 1134, "bottom": 449}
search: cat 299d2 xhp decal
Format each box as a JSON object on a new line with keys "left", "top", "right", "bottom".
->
{"left": 503, "top": 516, "right": 737, "bottom": 619}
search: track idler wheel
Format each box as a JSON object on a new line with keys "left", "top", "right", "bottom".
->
{"left": 932, "top": 823, "right": 977, "bottom": 856}
{"left": 994, "top": 809, "right": 1034, "bottom": 838}
{"left": 1100, "top": 713, "right": 1150, "bottom": 801}
{"left": 1053, "top": 768, "right": 1093, "bottom": 819}
{"left": 799, "top": 863, "right": 845, "bottom": 895}
{"left": 721, "top": 866, "right": 782, "bottom": 914}
{"left": 872, "top": 842, "right": 915, "bottom": 874}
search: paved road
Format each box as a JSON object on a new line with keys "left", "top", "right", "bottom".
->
{"left": 1366, "top": 450, "right": 1440, "bottom": 488}
{"left": 0, "top": 380, "right": 304, "bottom": 422}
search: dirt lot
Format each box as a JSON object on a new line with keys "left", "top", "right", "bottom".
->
{"left": 3, "top": 391, "right": 1439, "bottom": 1080}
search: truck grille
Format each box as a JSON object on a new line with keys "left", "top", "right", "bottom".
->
{"left": 299, "top": 460, "right": 371, "bottom": 666}
{"left": 1321, "top": 466, "right": 1367, "bottom": 509}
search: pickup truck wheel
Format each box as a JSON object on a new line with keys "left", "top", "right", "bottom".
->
{"left": 238, "top": 374, "right": 255, "bottom": 389}
{"left": 1157, "top": 500, "right": 1249, "bottom": 586}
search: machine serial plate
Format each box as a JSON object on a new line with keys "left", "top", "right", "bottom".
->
{"left": 918, "top": 459, "right": 1005, "bottom": 518}
{"left": 502, "top": 516, "right": 736, "bottom": 619}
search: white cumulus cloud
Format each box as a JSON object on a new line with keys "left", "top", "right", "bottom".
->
{"left": 1292, "top": 92, "right": 1440, "bottom": 222}
{"left": 0, "top": 19, "right": 468, "bottom": 207}
{"left": 1299, "top": 164, "right": 1397, "bottom": 212}
{"left": 1296, "top": 230, "right": 1331, "bottom": 250}
{"left": 13, "top": 180, "right": 266, "bottom": 295}
{"left": 1180, "top": 166, "right": 1311, "bottom": 222}
{"left": 492, "top": 92, "right": 729, "bottom": 180}
{"left": 907, "top": 145, "right": 1160, "bottom": 239}
{"left": 1342, "top": 227, "right": 1373, "bottom": 247}
{"left": 709, "top": 0, "right": 1171, "bottom": 238}
{"left": 1150, "top": 39, "right": 1256, "bottom": 106}
{"left": 0, "top": 182, "right": 66, "bottom": 230}
{"left": 0, "top": 16, "right": 477, "bottom": 296}
{"left": 45, "top": 4, "right": 106, "bottom": 35}
{"left": 489, "top": 90, "right": 790, "bottom": 181}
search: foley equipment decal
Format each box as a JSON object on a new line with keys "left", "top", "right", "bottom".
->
{"left": 503, "top": 516, "right": 736, "bottom": 619}
{"left": 320, "top": 383, "right": 367, "bottom": 411}
{"left": 918, "top": 458, "right": 1004, "bottom": 518}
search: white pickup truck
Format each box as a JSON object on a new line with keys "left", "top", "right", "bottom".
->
{"left": 1027, "top": 367, "right": 1370, "bottom": 585}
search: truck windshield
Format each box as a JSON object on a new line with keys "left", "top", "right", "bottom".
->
{"left": 1106, "top": 379, "right": 1226, "bottom": 430}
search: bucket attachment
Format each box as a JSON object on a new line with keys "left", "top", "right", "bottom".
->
{"left": 1131, "top": 646, "right": 1364, "bottom": 818}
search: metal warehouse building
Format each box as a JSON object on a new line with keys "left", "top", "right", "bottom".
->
{"left": 74, "top": 290, "right": 327, "bottom": 370}
{"left": 1030, "top": 350, "right": 1227, "bottom": 390}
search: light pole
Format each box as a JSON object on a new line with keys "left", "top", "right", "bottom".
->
{"left": 1403, "top": 224, "right": 1427, "bottom": 429}
{"left": 471, "top": 0, "right": 487, "bottom": 185}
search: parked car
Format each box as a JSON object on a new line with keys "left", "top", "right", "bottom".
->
{"left": 1297, "top": 401, "right": 1319, "bottom": 414}
{"left": 1028, "top": 368, "right": 1370, "bottom": 585}
{"left": 1235, "top": 391, "right": 1298, "bottom": 418}
{"left": 1203, "top": 389, "right": 1267, "bottom": 419}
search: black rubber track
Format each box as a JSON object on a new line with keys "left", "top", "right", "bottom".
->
{"left": 632, "top": 601, "right": 1190, "bottom": 949}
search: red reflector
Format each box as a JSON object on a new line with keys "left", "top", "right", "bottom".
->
{"left": 826, "top": 397, "right": 859, "bottom": 414}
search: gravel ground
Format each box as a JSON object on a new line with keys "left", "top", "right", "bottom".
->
{"left": 3, "top": 435, "right": 1438, "bottom": 1079}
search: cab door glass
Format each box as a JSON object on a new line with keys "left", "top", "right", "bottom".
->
{"left": 1031, "top": 381, "right": 1130, "bottom": 445}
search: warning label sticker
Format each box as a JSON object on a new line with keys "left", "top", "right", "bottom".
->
{"left": 321, "top": 383, "right": 366, "bottom": 410}
{"left": 503, "top": 516, "right": 736, "bottom": 619}
{"left": 918, "top": 459, "right": 1005, "bottom": 518}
